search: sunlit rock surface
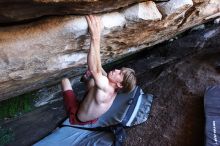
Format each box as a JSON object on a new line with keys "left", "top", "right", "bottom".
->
{"left": 0, "top": 0, "right": 220, "bottom": 100}
{"left": 157, "top": 0, "right": 193, "bottom": 16}
{"left": 123, "top": 1, "right": 162, "bottom": 21}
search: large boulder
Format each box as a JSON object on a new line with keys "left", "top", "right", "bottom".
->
{"left": 0, "top": 0, "right": 147, "bottom": 23}
{"left": 0, "top": 0, "right": 220, "bottom": 101}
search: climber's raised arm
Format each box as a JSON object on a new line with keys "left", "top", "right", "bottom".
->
{"left": 86, "top": 15, "right": 108, "bottom": 90}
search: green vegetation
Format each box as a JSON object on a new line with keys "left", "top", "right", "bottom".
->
{"left": 0, "top": 92, "right": 37, "bottom": 120}
{"left": 0, "top": 127, "right": 14, "bottom": 146}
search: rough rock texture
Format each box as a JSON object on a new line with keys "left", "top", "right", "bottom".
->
{"left": 1, "top": 0, "right": 220, "bottom": 101}
{"left": 0, "top": 0, "right": 148, "bottom": 24}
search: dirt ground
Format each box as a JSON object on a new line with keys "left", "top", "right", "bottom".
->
{"left": 124, "top": 52, "right": 220, "bottom": 146}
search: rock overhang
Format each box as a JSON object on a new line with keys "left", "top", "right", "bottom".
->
{"left": 0, "top": 0, "right": 220, "bottom": 101}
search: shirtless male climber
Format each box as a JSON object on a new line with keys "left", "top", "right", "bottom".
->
{"left": 61, "top": 15, "right": 137, "bottom": 125}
